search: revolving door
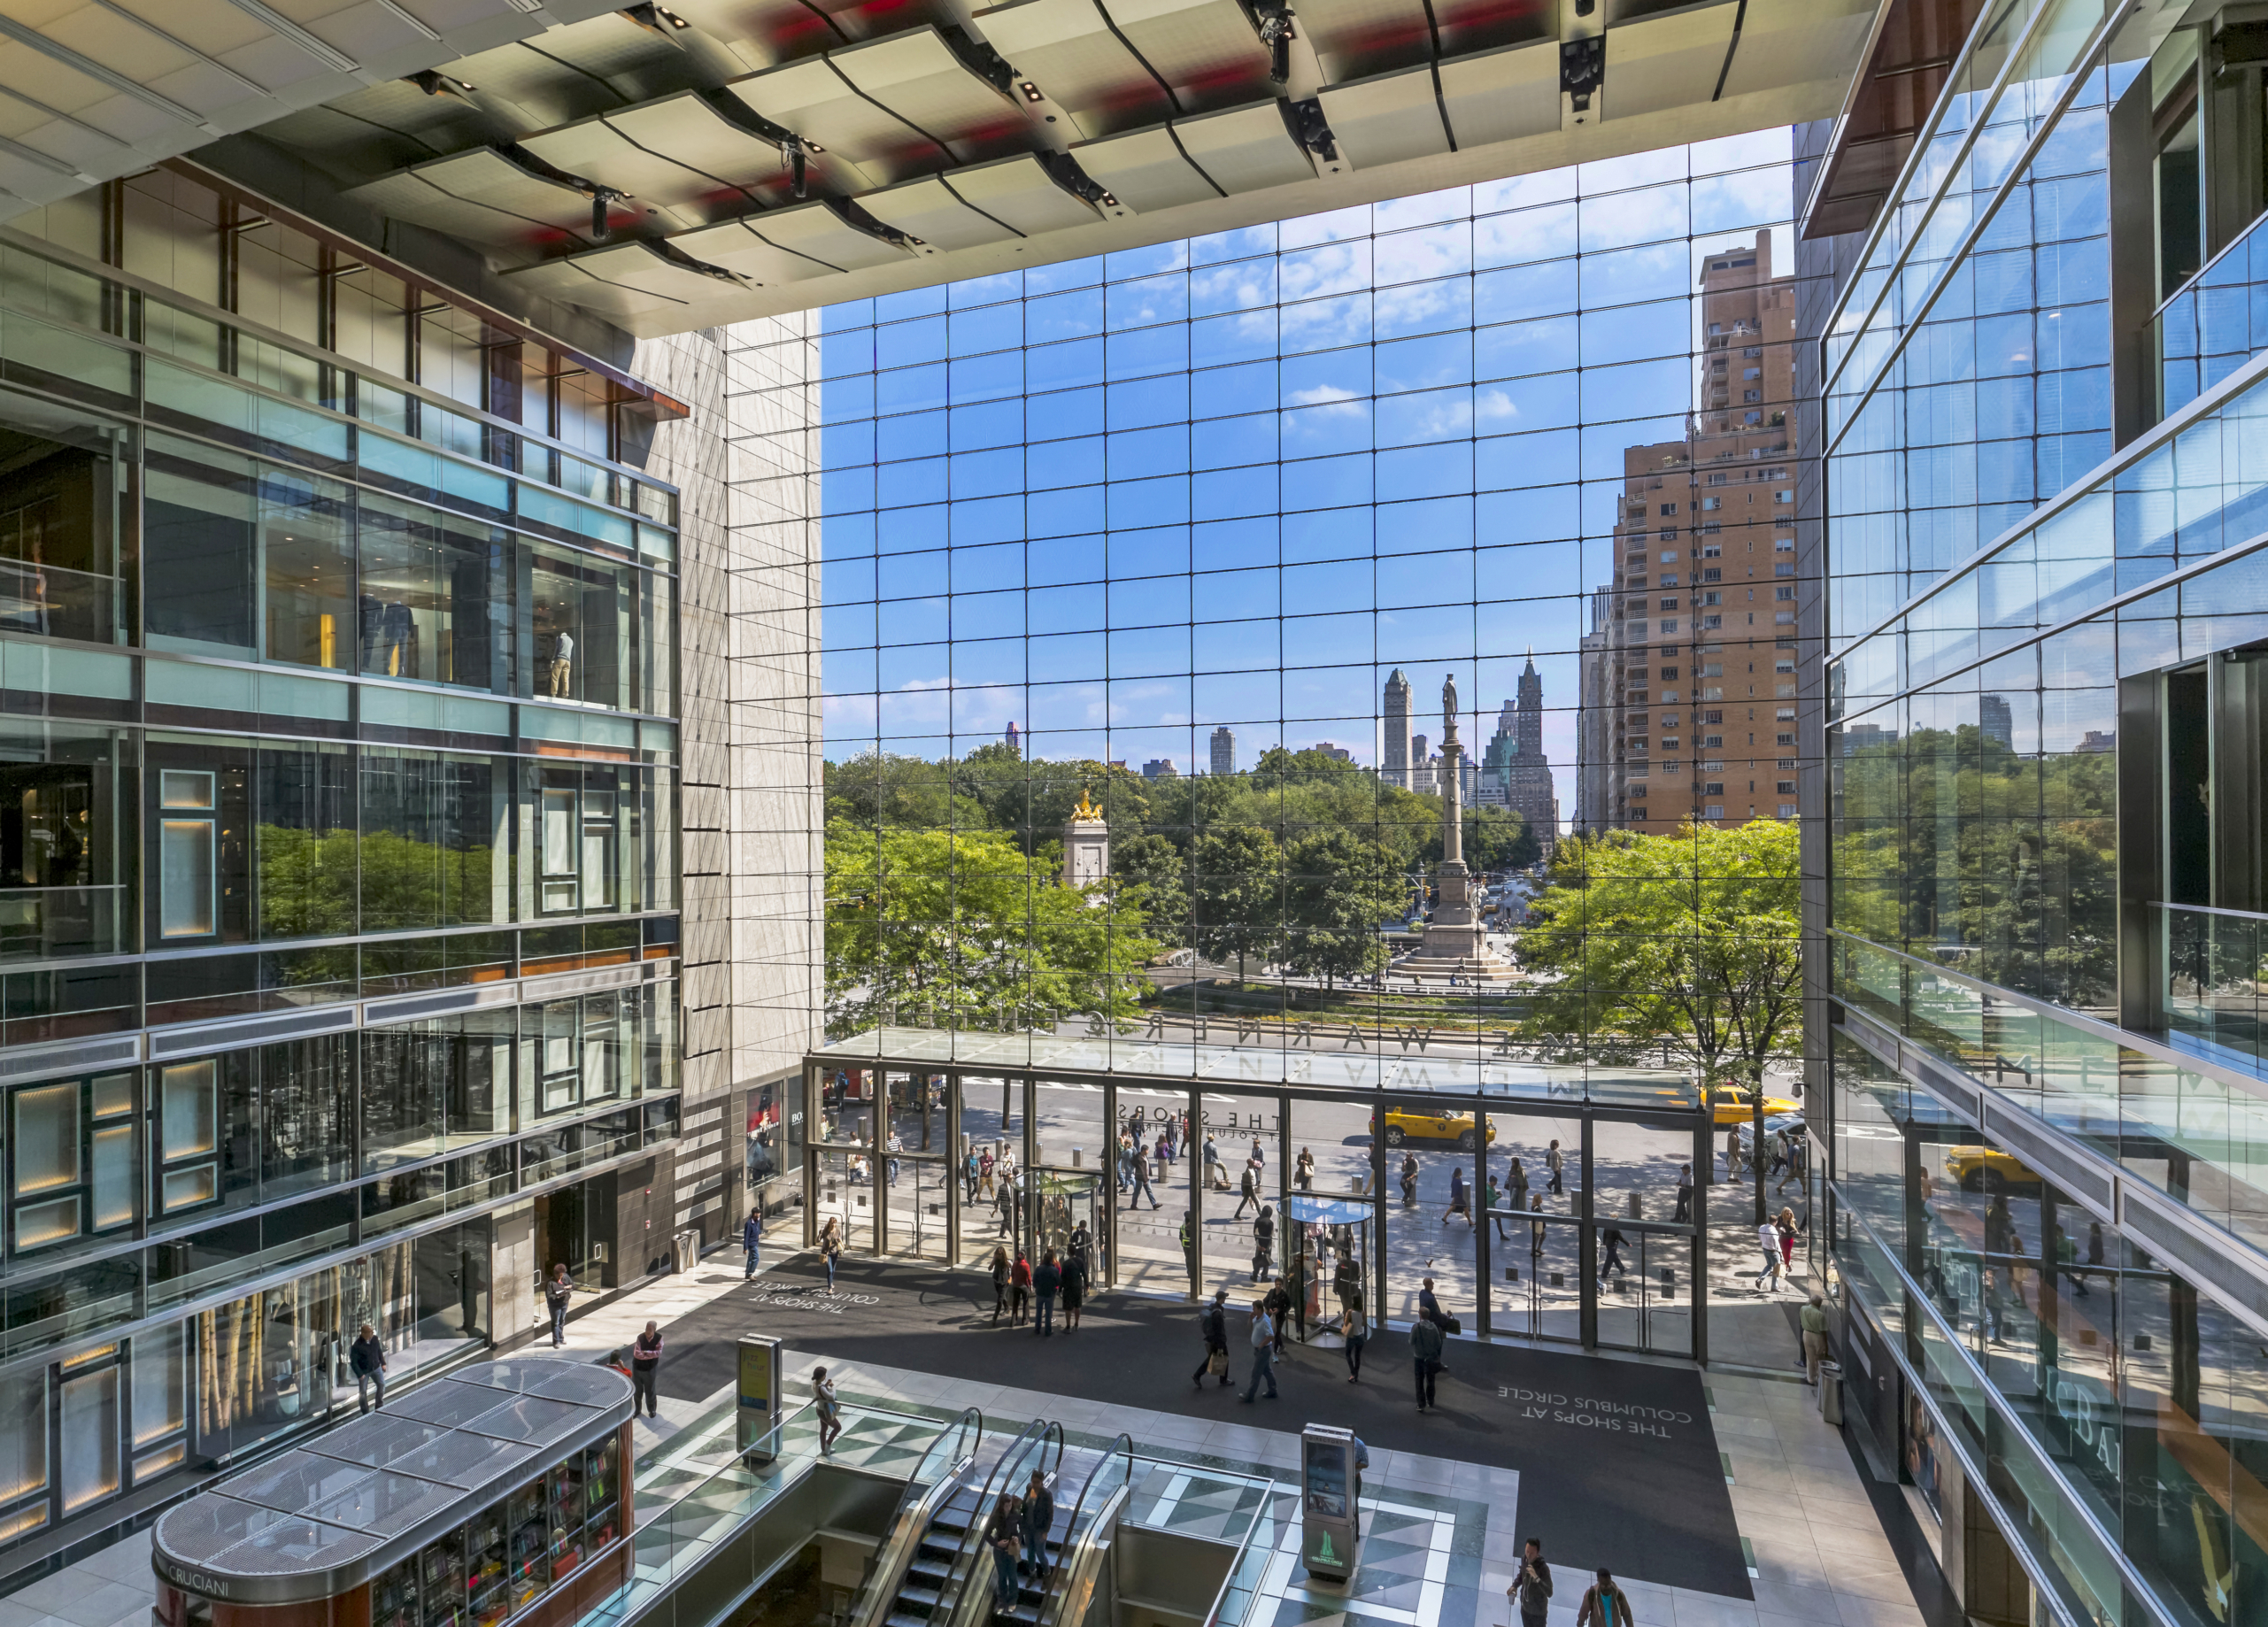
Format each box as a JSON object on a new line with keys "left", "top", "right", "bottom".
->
{"left": 1286, "top": 1195, "right": 1370, "bottom": 1342}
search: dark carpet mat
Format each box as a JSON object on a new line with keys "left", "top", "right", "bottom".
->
{"left": 652, "top": 1258, "right": 1749, "bottom": 1599}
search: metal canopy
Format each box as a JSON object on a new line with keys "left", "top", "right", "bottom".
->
{"left": 45, "top": 0, "right": 1878, "bottom": 335}
{"left": 150, "top": 1359, "right": 633, "bottom": 1608}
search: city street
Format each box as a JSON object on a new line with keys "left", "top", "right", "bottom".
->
{"left": 814, "top": 1074, "right": 1817, "bottom": 1370}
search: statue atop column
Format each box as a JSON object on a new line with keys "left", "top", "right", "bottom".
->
{"left": 1407, "top": 671, "right": 1493, "bottom": 971}
{"left": 1439, "top": 673, "right": 1462, "bottom": 867}
{"left": 1062, "top": 783, "right": 1109, "bottom": 899}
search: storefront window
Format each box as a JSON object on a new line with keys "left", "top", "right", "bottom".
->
{"left": 528, "top": 544, "right": 631, "bottom": 710}
{"left": 0, "top": 389, "right": 125, "bottom": 647}
{"left": 258, "top": 467, "right": 353, "bottom": 672}
{"left": 361, "top": 749, "right": 508, "bottom": 930}
{"left": 143, "top": 436, "right": 258, "bottom": 661}
{"left": 8, "top": 1071, "right": 135, "bottom": 1254}
{"left": 358, "top": 493, "right": 512, "bottom": 692}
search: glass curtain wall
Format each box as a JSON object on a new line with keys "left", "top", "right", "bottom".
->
{"left": 799, "top": 134, "right": 1820, "bottom": 1346}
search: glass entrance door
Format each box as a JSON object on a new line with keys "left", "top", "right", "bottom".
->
{"left": 1493, "top": 1213, "right": 1584, "bottom": 1341}
{"left": 1593, "top": 1222, "right": 1694, "bottom": 1356}
{"left": 1285, "top": 1197, "right": 1369, "bottom": 1342}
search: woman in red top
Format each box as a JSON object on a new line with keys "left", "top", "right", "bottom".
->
{"left": 1011, "top": 1253, "right": 1032, "bottom": 1327}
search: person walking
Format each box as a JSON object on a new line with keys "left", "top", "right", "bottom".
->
{"left": 1061, "top": 1248, "right": 1086, "bottom": 1330}
{"left": 980, "top": 1145, "right": 996, "bottom": 1197}
{"left": 630, "top": 1321, "right": 663, "bottom": 1418}
{"left": 1234, "top": 1161, "right": 1260, "bottom": 1220}
{"left": 544, "top": 1264, "right": 573, "bottom": 1347}
{"left": 1180, "top": 1209, "right": 1199, "bottom": 1296}
{"left": 991, "top": 1245, "right": 1013, "bottom": 1323}
{"left": 1485, "top": 1172, "right": 1506, "bottom": 1240}
{"left": 996, "top": 1171, "right": 1020, "bottom": 1238}
{"left": 1011, "top": 1251, "right": 1032, "bottom": 1327}
{"left": 1442, "top": 1165, "right": 1471, "bottom": 1226}
{"left": 1253, "top": 1204, "right": 1276, "bottom": 1281}
{"left": 1777, "top": 1207, "right": 1800, "bottom": 1274}
{"left": 1341, "top": 1296, "right": 1368, "bottom": 1383}
{"left": 814, "top": 1365, "right": 842, "bottom": 1454}
{"left": 1203, "top": 1135, "right": 1222, "bottom": 1190}
{"left": 1546, "top": 1139, "right": 1565, "bottom": 1194}
{"left": 1400, "top": 1153, "right": 1418, "bottom": 1206}
{"left": 1129, "top": 1149, "right": 1159, "bottom": 1209}
{"left": 821, "top": 1217, "right": 842, "bottom": 1289}
{"left": 966, "top": 1146, "right": 983, "bottom": 1203}
{"left": 1192, "top": 1288, "right": 1231, "bottom": 1388}
{"left": 1507, "top": 1157, "right": 1529, "bottom": 1222}
{"left": 1672, "top": 1163, "right": 1693, "bottom": 1223}
{"left": 1801, "top": 1292, "right": 1829, "bottom": 1385}
{"left": 1755, "top": 1215, "right": 1782, "bottom": 1294}
{"left": 1238, "top": 1297, "right": 1279, "bottom": 1401}
{"left": 986, "top": 1493, "right": 1022, "bottom": 1616}
{"left": 1529, "top": 1191, "right": 1547, "bottom": 1257}
{"left": 742, "top": 1209, "right": 762, "bottom": 1280}
{"left": 1295, "top": 1148, "right": 1315, "bottom": 1191}
{"left": 1510, "top": 1538, "right": 1554, "bottom": 1627}
{"left": 1033, "top": 1250, "right": 1061, "bottom": 1337}
{"left": 350, "top": 1322, "right": 387, "bottom": 1415}
{"left": 1264, "top": 1277, "right": 1292, "bottom": 1355}
{"left": 1020, "top": 1468, "right": 1054, "bottom": 1578}
{"left": 1577, "top": 1570, "right": 1632, "bottom": 1627}
{"left": 1600, "top": 1225, "right": 1628, "bottom": 1281}
{"left": 1411, "top": 1309, "right": 1445, "bottom": 1411}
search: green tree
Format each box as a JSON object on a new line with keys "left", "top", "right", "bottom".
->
{"left": 826, "top": 751, "right": 991, "bottom": 831}
{"left": 1516, "top": 819, "right": 1801, "bottom": 1083}
{"left": 1188, "top": 826, "right": 1282, "bottom": 983}
{"left": 823, "top": 821, "right": 1158, "bottom": 1038}
{"left": 1282, "top": 829, "right": 1404, "bottom": 989}
{"left": 1111, "top": 832, "right": 1190, "bottom": 947}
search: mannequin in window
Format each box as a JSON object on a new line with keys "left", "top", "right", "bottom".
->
{"left": 382, "top": 598, "right": 413, "bottom": 677}
{"left": 551, "top": 627, "right": 575, "bottom": 698}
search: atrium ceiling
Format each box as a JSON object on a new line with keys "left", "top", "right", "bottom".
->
{"left": 0, "top": 0, "right": 1878, "bottom": 335}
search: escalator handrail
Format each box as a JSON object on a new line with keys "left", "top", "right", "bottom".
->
{"left": 1034, "top": 1436, "right": 1135, "bottom": 1627}
{"left": 1047, "top": 1433, "right": 1132, "bottom": 1585}
{"left": 846, "top": 1407, "right": 984, "bottom": 1627}
{"left": 930, "top": 1419, "right": 1055, "bottom": 1627}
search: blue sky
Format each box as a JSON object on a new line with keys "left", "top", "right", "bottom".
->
{"left": 818, "top": 132, "right": 1797, "bottom": 803}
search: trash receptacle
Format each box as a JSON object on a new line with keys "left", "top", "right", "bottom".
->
{"left": 673, "top": 1229, "right": 699, "bottom": 1273}
{"left": 1818, "top": 1361, "right": 1843, "bottom": 1425}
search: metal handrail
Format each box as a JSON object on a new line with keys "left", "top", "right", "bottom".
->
{"left": 845, "top": 1407, "right": 985, "bottom": 1627}
{"left": 1047, "top": 1434, "right": 1131, "bottom": 1584}
{"left": 935, "top": 1420, "right": 1060, "bottom": 1627}
{"left": 1034, "top": 1436, "right": 1135, "bottom": 1627}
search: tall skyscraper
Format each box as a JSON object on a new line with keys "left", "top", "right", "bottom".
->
{"left": 1482, "top": 655, "right": 1559, "bottom": 852}
{"left": 1979, "top": 695, "right": 2012, "bottom": 751}
{"left": 1210, "top": 727, "right": 1236, "bottom": 775}
{"left": 1382, "top": 669, "right": 1413, "bottom": 788}
{"left": 1584, "top": 228, "right": 1799, "bottom": 831}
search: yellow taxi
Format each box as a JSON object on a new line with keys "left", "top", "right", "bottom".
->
{"left": 1943, "top": 1145, "right": 2040, "bottom": 1192}
{"left": 1706, "top": 1083, "right": 1801, "bottom": 1126}
{"left": 1373, "top": 1102, "right": 1499, "bottom": 1150}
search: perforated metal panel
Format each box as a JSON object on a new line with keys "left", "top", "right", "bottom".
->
{"left": 1604, "top": 6, "right": 1738, "bottom": 120}
{"left": 1069, "top": 125, "right": 1217, "bottom": 211}
{"left": 1315, "top": 65, "right": 1451, "bottom": 169}
{"left": 1435, "top": 38, "right": 1561, "bottom": 147}
{"left": 967, "top": 0, "right": 1163, "bottom": 139}
{"left": 671, "top": 220, "right": 846, "bottom": 281}
{"left": 860, "top": 175, "right": 1022, "bottom": 251}
{"left": 1715, "top": 0, "right": 1876, "bottom": 100}
{"left": 1173, "top": 101, "right": 1316, "bottom": 193}
{"left": 942, "top": 154, "right": 1103, "bottom": 235}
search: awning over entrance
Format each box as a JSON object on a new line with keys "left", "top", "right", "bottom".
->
{"left": 813, "top": 1024, "right": 1701, "bottom": 1111}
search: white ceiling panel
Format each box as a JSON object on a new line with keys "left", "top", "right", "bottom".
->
{"left": 1315, "top": 63, "right": 1449, "bottom": 168}
{"left": 1436, "top": 36, "right": 1562, "bottom": 146}
{"left": 1068, "top": 124, "right": 1219, "bottom": 210}
{"left": 725, "top": 53, "right": 953, "bottom": 179}
{"left": 657, "top": 0, "right": 852, "bottom": 67}
{"left": 1715, "top": 0, "right": 1876, "bottom": 97}
{"left": 1174, "top": 100, "right": 1315, "bottom": 193}
{"left": 749, "top": 197, "right": 922, "bottom": 268}
{"left": 1292, "top": 0, "right": 1438, "bottom": 81}
{"left": 968, "top": 0, "right": 1166, "bottom": 137}
{"left": 825, "top": 28, "right": 1025, "bottom": 148}
{"left": 858, "top": 174, "right": 1021, "bottom": 250}
{"left": 946, "top": 152, "right": 1107, "bottom": 231}
{"left": 504, "top": 241, "right": 746, "bottom": 319}
{"left": 345, "top": 150, "right": 645, "bottom": 251}
{"left": 521, "top": 107, "right": 759, "bottom": 221}
{"left": 1604, "top": 4, "right": 1737, "bottom": 119}
{"left": 1103, "top": 0, "right": 1274, "bottom": 112}
{"left": 671, "top": 218, "right": 845, "bottom": 280}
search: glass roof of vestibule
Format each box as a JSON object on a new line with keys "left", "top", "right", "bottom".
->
{"left": 814, "top": 1026, "right": 1706, "bottom": 1112}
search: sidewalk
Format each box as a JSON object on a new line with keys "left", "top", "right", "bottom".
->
{"left": 0, "top": 1246, "right": 1939, "bottom": 1627}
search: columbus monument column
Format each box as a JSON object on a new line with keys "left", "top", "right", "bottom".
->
{"left": 1417, "top": 672, "right": 1487, "bottom": 962}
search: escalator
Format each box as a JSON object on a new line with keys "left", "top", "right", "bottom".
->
{"left": 1007, "top": 1435, "right": 1135, "bottom": 1627}
{"left": 857, "top": 1418, "right": 1064, "bottom": 1627}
